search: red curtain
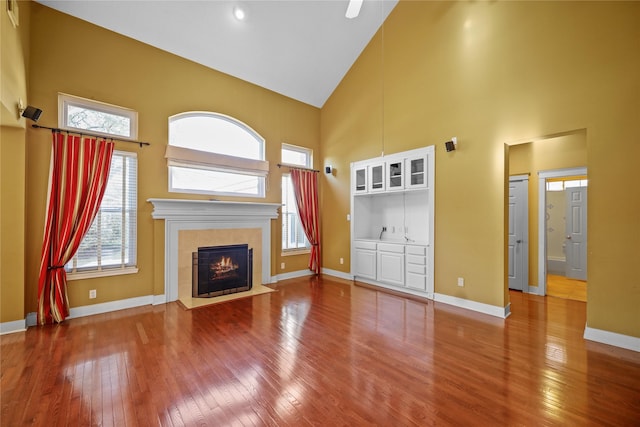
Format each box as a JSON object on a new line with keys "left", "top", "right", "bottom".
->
{"left": 290, "top": 168, "right": 321, "bottom": 274}
{"left": 37, "top": 132, "right": 114, "bottom": 325}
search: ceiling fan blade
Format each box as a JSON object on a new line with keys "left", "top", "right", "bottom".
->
{"left": 345, "top": 0, "right": 363, "bottom": 19}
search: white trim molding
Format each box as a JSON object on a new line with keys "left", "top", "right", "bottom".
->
{"left": 434, "top": 293, "right": 511, "bottom": 319}
{"left": 153, "top": 294, "right": 167, "bottom": 305}
{"left": 584, "top": 326, "right": 640, "bottom": 352}
{"left": 272, "top": 269, "right": 315, "bottom": 283}
{"left": 148, "top": 199, "right": 280, "bottom": 302}
{"left": 0, "top": 319, "right": 27, "bottom": 335}
{"left": 69, "top": 295, "right": 154, "bottom": 320}
{"left": 537, "top": 167, "right": 587, "bottom": 296}
{"left": 322, "top": 268, "right": 354, "bottom": 281}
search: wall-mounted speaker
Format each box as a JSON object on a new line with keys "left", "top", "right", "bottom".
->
{"left": 22, "top": 106, "right": 43, "bottom": 122}
{"left": 445, "top": 140, "right": 456, "bottom": 152}
{"left": 445, "top": 136, "right": 458, "bottom": 152}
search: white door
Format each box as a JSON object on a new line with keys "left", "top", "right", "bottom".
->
{"left": 508, "top": 178, "right": 528, "bottom": 291}
{"left": 565, "top": 187, "right": 587, "bottom": 280}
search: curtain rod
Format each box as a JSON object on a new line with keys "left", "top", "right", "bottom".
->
{"left": 277, "top": 163, "right": 320, "bottom": 173}
{"left": 31, "top": 124, "right": 150, "bottom": 147}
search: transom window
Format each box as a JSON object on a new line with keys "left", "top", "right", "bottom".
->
{"left": 58, "top": 93, "right": 138, "bottom": 140}
{"left": 546, "top": 178, "right": 588, "bottom": 191}
{"left": 281, "top": 143, "right": 312, "bottom": 253}
{"left": 167, "top": 112, "right": 268, "bottom": 197}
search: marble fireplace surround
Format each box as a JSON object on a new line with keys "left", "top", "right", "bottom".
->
{"left": 148, "top": 199, "right": 280, "bottom": 303}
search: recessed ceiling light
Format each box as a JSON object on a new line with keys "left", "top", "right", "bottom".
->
{"left": 233, "top": 6, "right": 246, "bottom": 21}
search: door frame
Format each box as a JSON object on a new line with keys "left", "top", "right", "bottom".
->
{"left": 536, "top": 167, "right": 587, "bottom": 296}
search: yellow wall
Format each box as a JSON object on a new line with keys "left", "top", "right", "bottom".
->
{"left": 20, "top": 3, "right": 319, "bottom": 314}
{"left": 321, "top": 1, "right": 640, "bottom": 337}
{"left": 509, "top": 131, "right": 588, "bottom": 286}
{"left": 1, "top": 0, "right": 30, "bottom": 324}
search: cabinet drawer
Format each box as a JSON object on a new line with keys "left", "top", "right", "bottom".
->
{"left": 406, "top": 263, "right": 426, "bottom": 275}
{"left": 354, "top": 240, "right": 377, "bottom": 250}
{"left": 406, "top": 272, "right": 426, "bottom": 290}
{"left": 377, "top": 243, "right": 404, "bottom": 253}
{"left": 406, "top": 254, "right": 426, "bottom": 266}
{"left": 406, "top": 245, "right": 427, "bottom": 256}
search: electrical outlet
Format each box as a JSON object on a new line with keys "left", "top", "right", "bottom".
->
{"left": 457, "top": 277, "right": 464, "bottom": 287}
{"left": 89, "top": 289, "right": 97, "bottom": 299}
{"left": 347, "top": 214, "right": 351, "bottom": 221}
{"left": 281, "top": 262, "right": 285, "bottom": 270}
{"left": 340, "top": 257, "right": 344, "bottom": 265}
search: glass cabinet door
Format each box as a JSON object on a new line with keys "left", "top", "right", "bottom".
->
{"left": 387, "top": 160, "right": 403, "bottom": 190}
{"left": 354, "top": 167, "right": 367, "bottom": 192}
{"left": 407, "top": 156, "right": 427, "bottom": 189}
{"left": 370, "top": 164, "right": 384, "bottom": 191}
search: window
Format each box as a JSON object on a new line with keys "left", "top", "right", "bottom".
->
{"left": 57, "top": 94, "right": 139, "bottom": 279}
{"left": 66, "top": 151, "right": 138, "bottom": 278}
{"left": 281, "top": 144, "right": 312, "bottom": 253}
{"left": 167, "top": 112, "right": 268, "bottom": 197}
{"left": 546, "top": 179, "right": 588, "bottom": 191}
{"left": 58, "top": 93, "right": 138, "bottom": 140}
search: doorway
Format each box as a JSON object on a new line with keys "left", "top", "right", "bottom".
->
{"left": 537, "top": 168, "right": 588, "bottom": 300}
{"left": 508, "top": 176, "right": 528, "bottom": 292}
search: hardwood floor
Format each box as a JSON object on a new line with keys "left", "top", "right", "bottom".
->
{"left": 547, "top": 274, "right": 587, "bottom": 302}
{"left": 2, "top": 276, "right": 639, "bottom": 426}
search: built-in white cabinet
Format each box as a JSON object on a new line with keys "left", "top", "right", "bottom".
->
{"left": 405, "top": 245, "right": 428, "bottom": 291}
{"left": 377, "top": 243, "right": 405, "bottom": 286}
{"left": 386, "top": 158, "right": 404, "bottom": 190}
{"left": 352, "top": 162, "right": 386, "bottom": 193}
{"left": 407, "top": 155, "right": 428, "bottom": 189}
{"left": 354, "top": 166, "right": 367, "bottom": 193}
{"left": 369, "top": 163, "right": 385, "bottom": 192}
{"left": 353, "top": 241, "right": 377, "bottom": 280}
{"left": 350, "top": 146, "right": 435, "bottom": 298}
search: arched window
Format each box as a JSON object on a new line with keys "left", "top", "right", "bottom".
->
{"left": 166, "top": 112, "right": 269, "bottom": 197}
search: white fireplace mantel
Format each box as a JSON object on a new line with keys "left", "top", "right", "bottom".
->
{"left": 148, "top": 198, "right": 280, "bottom": 303}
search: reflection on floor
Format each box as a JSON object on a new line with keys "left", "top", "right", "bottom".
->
{"left": 547, "top": 274, "right": 587, "bottom": 302}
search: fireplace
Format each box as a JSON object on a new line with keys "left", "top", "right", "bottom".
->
{"left": 192, "top": 244, "right": 253, "bottom": 298}
{"left": 148, "top": 199, "right": 279, "bottom": 303}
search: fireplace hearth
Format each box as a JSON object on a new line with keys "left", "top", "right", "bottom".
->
{"left": 193, "top": 244, "right": 253, "bottom": 298}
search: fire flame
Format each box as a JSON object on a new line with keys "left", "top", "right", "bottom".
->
{"left": 218, "top": 256, "right": 238, "bottom": 269}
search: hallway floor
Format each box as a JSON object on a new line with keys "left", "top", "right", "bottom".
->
{"left": 547, "top": 274, "right": 587, "bottom": 302}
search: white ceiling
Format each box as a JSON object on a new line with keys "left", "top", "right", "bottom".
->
{"left": 36, "top": 0, "right": 398, "bottom": 108}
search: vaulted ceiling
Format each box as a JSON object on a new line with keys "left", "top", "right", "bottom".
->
{"left": 36, "top": 0, "right": 398, "bottom": 108}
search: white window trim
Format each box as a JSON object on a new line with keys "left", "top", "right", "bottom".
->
{"left": 165, "top": 145, "right": 269, "bottom": 177}
{"left": 281, "top": 248, "right": 311, "bottom": 257}
{"left": 167, "top": 112, "right": 268, "bottom": 198}
{"left": 280, "top": 143, "right": 313, "bottom": 253}
{"left": 66, "top": 266, "right": 139, "bottom": 281}
{"left": 281, "top": 142, "right": 313, "bottom": 168}
{"left": 58, "top": 92, "right": 138, "bottom": 140}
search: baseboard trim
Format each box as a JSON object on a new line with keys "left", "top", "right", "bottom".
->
{"left": 0, "top": 319, "right": 27, "bottom": 335}
{"left": 153, "top": 294, "right": 167, "bottom": 305}
{"left": 434, "top": 293, "right": 510, "bottom": 319}
{"left": 584, "top": 325, "right": 640, "bottom": 352}
{"left": 68, "top": 295, "right": 155, "bottom": 320}
{"left": 321, "top": 268, "right": 353, "bottom": 281}
{"left": 271, "top": 269, "right": 315, "bottom": 283}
